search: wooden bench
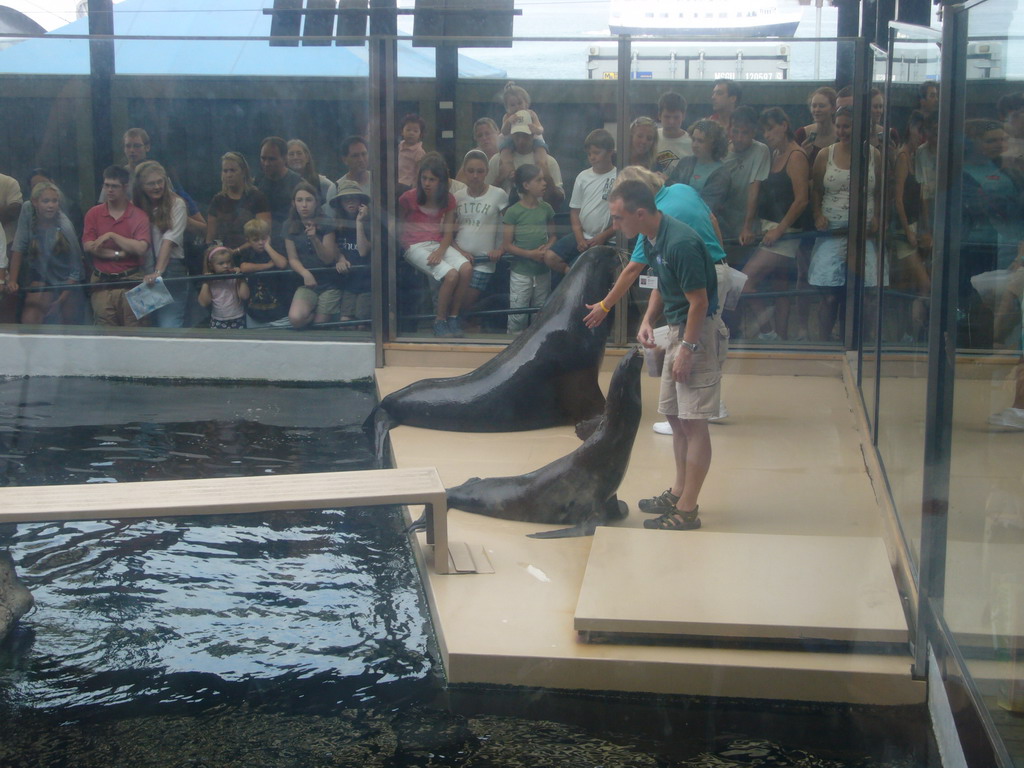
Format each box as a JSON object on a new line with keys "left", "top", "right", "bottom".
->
{"left": 0, "top": 468, "right": 453, "bottom": 574}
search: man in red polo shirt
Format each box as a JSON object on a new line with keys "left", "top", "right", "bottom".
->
{"left": 82, "top": 165, "right": 151, "bottom": 326}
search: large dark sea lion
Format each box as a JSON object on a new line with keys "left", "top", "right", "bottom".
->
{"left": 364, "top": 246, "right": 620, "bottom": 457}
{"left": 445, "top": 346, "right": 644, "bottom": 538}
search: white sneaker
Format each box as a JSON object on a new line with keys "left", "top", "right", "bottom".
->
{"left": 989, "top": 407, "right": 1024, "bottom": 429}
{"left": 652, "top": 421, "right": 672, "bottom": 435}
{"left": 758, "top": 330, "right": 781, "bottom": 342}
{"left": 709, "top": 400, "right": 729, "bottom": 422}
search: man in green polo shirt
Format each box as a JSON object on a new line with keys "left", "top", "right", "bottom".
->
{"left": 607, "top": 180, "right": 721, "bottom": 531}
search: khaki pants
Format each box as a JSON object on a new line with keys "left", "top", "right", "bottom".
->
{"left": 90, "top": 271, "right": 147, "bottom": 327}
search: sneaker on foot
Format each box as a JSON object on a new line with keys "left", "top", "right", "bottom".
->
{"left": 758, "top": 330, "right": 780, "bottom": 342}
{"left": 447, "top": 316, "right": 464, "bottom": 337}
{"left": 709, "top": 400, "right": 729, "bottom": 422}
{"left": 638, "top": 488, "right": 680, "bottom": 514}
{"left": 989, "top": 407, "right": 1024, "bottom": 429}
{"left": 432, "top": 319, "right": 452, "bottom": 337}
{"left": 652, "top": 421, "right": 672, "bottom": 435}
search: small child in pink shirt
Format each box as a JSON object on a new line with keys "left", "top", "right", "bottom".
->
{"left": 198, "top": 245, "right": 249, "bottom": 329}
{"left": 397, "top": 113, "right": 427, "bottom": 193}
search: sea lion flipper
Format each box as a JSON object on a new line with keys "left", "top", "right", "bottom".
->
{"left": 366, "top": 407, "right": 393, "bottom": 467}
{"left": 604, "top": 496, "right": 629, "bottom": 521}
{"left": 574, "top": 415, "right": 604, "bottom": 441}
{"left": 527, "top": 518, "right": 599, "bottom": 539}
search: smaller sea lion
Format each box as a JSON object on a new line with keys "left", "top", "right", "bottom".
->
{"left": 445, "top": 346, "right": 644, "bottom": 538}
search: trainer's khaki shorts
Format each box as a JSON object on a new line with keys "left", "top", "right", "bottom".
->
{"left": 658, "top": 320, "right": 725, "bottom": 420}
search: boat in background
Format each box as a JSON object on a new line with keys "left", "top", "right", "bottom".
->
{"left": 609, "top": 0, "right": 803, "bottom": 38}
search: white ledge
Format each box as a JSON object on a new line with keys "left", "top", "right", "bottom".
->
{"left": 0, "top": 332, "right": 375, "bottom": 382}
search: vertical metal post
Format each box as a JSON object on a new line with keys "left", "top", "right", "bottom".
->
{"left": 875, "top": 0, "right": 897, "bottom": 51}
{"left": 844, "top": 38, "right": 869, "bottom": 361}
{"left": 369, "top": 0, "right": 397, "bottom": 365}
{"left": 870, "top": 32, "right": 899, "bottom": 444}
{"left": 862, "top": 0, "right": 879, "bottom": 48}
{"left": 913, "top": 1, "right": 967, "bottom": 679}
{"left": 88, "top": 0, "right": 115, "bottom": 190}
{"left": 613, "top": 35, "right": 631, "bottom": 346}
{"left": 435, "top": 46, "right": 459, "bottom": 175}
{"left": 897, "top": 0, "right": 931, "bottom": 26}
{"left": 835, "top": 0, "right": 859, "bottom": 87}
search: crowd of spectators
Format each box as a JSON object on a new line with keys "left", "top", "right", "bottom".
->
{"left": 1, "top": 77, "right": 1020, "bottom": 349}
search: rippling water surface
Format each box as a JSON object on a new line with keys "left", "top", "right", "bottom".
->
{"left": 0, "top": 377, "right": 935, "bottom": 767}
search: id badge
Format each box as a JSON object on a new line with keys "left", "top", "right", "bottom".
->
{"left": 638, "top": 274, "right": 658, "bottom": 290}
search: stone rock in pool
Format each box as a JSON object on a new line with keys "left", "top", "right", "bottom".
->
{"left": 0, "top": 551, "right": 33, "bottom": 641}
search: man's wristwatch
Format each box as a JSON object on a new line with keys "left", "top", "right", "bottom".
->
{"left": 679, "top": 339, "right": 699, "bottom": 352}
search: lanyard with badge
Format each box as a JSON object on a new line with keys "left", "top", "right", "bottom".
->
{"left": 638, "top": 237, "right": 659, "bottom": 290}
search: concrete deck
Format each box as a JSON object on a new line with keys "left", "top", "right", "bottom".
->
{"left": 377, "top": 356, "right": 924, "bottom": 705}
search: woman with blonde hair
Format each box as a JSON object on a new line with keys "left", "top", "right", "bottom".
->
{"left": 628, "top": 116, "right": 658, "bottom": 171}
{"left": 7, "top": 181, "right": 84, "bottom": 324}
{"left": 134, "top": 160, "right": 190, "bottom": 327}
{"left": 206, "top": 151, "right": 271, "bottom": 249}
{"left": 287, "top": 139, "right": 336, "bottom": 214}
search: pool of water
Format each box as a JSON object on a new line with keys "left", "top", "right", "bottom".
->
{"left": 0, "top": 377, "right": 937, "bottom": 767}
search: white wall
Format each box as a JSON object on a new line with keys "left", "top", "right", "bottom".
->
{"left": 0, "top": 333, "right": 376, "bottom": 382}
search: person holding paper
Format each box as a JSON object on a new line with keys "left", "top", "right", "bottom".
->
{"left": 134, "top": 161, "right": 189, "bottom": 327}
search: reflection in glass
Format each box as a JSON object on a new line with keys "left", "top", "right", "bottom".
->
{"left": 874, "top": 27, "right": 940, "bottom": 569}
{"left": 858, "top": 47, "right": 888, "bottom": 440}
{"left": 959, "top": 117, "right": 1024, "bottom": 349}
{"left": 942, "top": 1, "right": 1024, "bottom": 760}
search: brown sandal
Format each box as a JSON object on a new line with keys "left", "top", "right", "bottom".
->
{"left": 643, "top": 507, "right": 701, "bottom": 531}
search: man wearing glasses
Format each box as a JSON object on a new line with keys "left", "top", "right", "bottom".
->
{"left": 82, "top": 165, "right": 151, "bottom": 326}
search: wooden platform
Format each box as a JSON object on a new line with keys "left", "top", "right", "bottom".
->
{"left": 574, "top": 529, "right": 908, "bottom": 645}
{"left": 380, "top": 363, "right": 925, "bottom": 705}
{"left": 0, "top": 468, "right": 454, "bottom": 573}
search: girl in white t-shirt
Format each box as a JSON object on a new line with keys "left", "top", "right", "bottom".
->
{"left": 453, "top": 150, "right": 509, "bottom": 326}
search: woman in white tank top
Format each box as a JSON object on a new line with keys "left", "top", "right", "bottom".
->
{"left": 808, "top": 106, "right": 882, "bottom": 341}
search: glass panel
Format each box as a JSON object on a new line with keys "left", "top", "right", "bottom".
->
{"left": 944, "top": 0, "right": 1024, "bottom": 761}
{"left": 395, "top": 15, "right": 850, "bottom": 344}
{"left": 857, "top": 43, "right": 891, "bottom": 436}
{"left": 393, "top": 31, "right": 619, "bottom": 340}
{"left": 875, "top": 27, "right": 941, "bottom": 568}
{"left": 0, "top": 22, "right": 373, "bottom": 339}
{"left": 1, "top": 3, "right": 954, "bottom": 765}
{"left": 618, "top": 37, "right": 851, "bottom": 348}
